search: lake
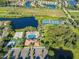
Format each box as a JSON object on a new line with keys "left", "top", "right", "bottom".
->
{"left": 0, "top": 17, "right": 38, "bottom": 29}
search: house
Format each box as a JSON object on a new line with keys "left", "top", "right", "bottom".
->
{"left": 24, "top": 40, "right": 34, "bottom": 46}
{"left": 3, "top": 47, "right": 48, "bottom": 59}
{"left": 18, "top": 0, "right": 25, "bottom": 6}
{"left": 34, "top": 41, "right": 40, "bottom": 47}
{"left": 24, "top": 39, "right": 41, "bottom": 46}
{"left": 0, "top": 21, "right": 4, "bottom": 26}
{"left": 13, "top": 32, "right": 24, "bottom": 39}
{"left": 3, "top": 21, "right": 11, "bottom": 26}
{"left": 31, "top": 0, "right": 57, "bottom": 8}
{"left": 33, "top": 47, "right": 48, "bottom": 59}
{"left": 0, "top": 21, "right": 10, "bottom": 39}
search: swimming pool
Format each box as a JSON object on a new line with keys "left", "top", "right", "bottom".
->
{"left": 25, "top": 1, "right": 31, "bottom": 8}
{"left": 28, "top": 34, "right": 36, "bottom": 39}
{"left": 43, "top": 4, "right": 56, "bottom": 9}
{"left": 68, "top": 0, "right": 77, "bottom": 6}
{"left": 42, "top": 20, "right": 64, "bottom": 25}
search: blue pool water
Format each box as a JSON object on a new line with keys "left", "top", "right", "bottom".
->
{"left": 28, "top": 34, "right": 36, "bottom": 39}
{"left": 43, "top": 4, "right": 56, "bottom": 9}
{"left": 25, "top": 1, "right": 31, "bottom": 8}
{"left": 0, "top": 17, "right": 38, "bottom": 29}
{"left": 42, "top": 20, "right": 63, "bottom": 25}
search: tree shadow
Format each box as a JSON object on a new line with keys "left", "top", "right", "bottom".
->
{"left": 36, "top": 56, "right": 40, "bottom": 59}
{"left": 18, "top": 56, "right": 23, "bottom": 59}
{"left": 44, "top": 47, "right": 73, "bottom": 59}
{"left": 25, "top": 56, "right": 30, "bottom": 59}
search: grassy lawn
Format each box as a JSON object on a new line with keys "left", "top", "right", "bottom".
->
{"left": 0, "top": 7, "right": 66, "bottom": 18}
{"left": 68, "top": 10, "right": 79, "bottom": 35}
{"left": 68, "top": 11, "right": 79, "bottom": 20}
{"left": 70, "top": 12, "right": 79, "bottom": 16}
{"left": 69, "top": 12, "right": 79, "bottom": 17}
{"left": 68, "top": 26, "right": 79, "bottom": 40}
{"left": 15, "top": 28, "right": 25, "bottom": 32}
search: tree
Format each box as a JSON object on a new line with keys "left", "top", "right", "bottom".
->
{"left": 48, "top": 50, "right": 54, "bottom": 57}
{"left": 41, "top": 24, "right": 79, "bottom": 49}
{"left": 0, "top": 0, "right": 7, "bottom": 6}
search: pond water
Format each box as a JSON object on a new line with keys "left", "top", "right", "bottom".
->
{"left": 0, "top": 17, "right": 38, "bottom": 29}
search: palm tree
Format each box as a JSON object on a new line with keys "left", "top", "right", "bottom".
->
{"left": 48, "top": 50, "right": 54, "bottom": 57}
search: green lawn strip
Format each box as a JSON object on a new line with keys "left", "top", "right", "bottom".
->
{"left": 15, "top": 29, "right": 25, "bottom": 32}
{"left": 70, "top": 12, "right": 79, "bottom": 17}
{"left": 68, "top": 11, "right": 79, "bottom": 17}
{"left": 0, "top": 7, "right": 66, "bottom": 18}
{"left": 72, "top": 28, "right": 79, "bottom": 35}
